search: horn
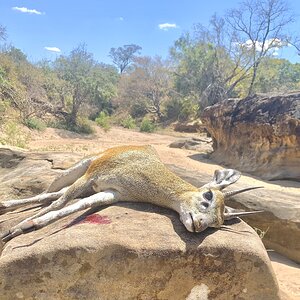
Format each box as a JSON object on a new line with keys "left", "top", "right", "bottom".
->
{"left": 224, "top": 210, "right": 264, "bottom": 220}
{"left": 224, "top": 186, "right": 263, "bottom": 198}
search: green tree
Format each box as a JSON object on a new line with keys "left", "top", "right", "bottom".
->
{"left": 116, "top": 56, "right": 172, "bottom": 121}
{"left": 109, "top": 44, "right": 142, "bottom": 73}
{"left": 54, "top": 44, "right": 97, "bottom": 125}
{"left": 90, "top": 63, "right": 119, "bottom": 117}
{"left": 254, "top": 58, "right": 300, "bottom": 93}
{"left": 170, "top": 33, "right": 231, "bottom": 108}
{"left": 54, "top": 44, "right": 119, "bottom": 125}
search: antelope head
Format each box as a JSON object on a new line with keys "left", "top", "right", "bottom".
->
{"left": 178, "top": 169, "right": 263, "bottom": 232}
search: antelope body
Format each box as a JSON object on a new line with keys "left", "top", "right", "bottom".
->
{"left": 0, "top": 145, "right": 262, "bottom": 242}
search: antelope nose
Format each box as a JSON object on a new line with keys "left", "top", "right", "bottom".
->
{"left": 193, "top": 217, "right": 208, "bottom": 232}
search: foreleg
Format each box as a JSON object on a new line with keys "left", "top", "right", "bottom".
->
{"left": 1, "top": 190, "right": 118, "bottom": 242}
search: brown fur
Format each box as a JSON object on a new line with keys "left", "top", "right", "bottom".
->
{"left": 86, "top": 145, "right": 198, "bottom": 209}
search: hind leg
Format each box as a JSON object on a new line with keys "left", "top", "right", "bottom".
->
{"left": 0, "top": 187, "right": 69, "bottom": 215}
{"left": 1, "top": 190, "right": 118, "bottom": 242}
{"left": 0, "top": 155, "right": 97, "bottom": 215}
{"left": 2, "top": 175, "right": 93, "bottom": 237}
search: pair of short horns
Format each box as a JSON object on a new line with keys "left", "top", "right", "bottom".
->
{"left": 223, "top": 186, "right": 264, "bottom": 220}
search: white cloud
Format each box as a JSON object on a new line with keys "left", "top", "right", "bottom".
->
{"left": 241, "top": 38, "right": 286, "bottom": 52}
{"left": 44, "top": 47, "right": 61, "bottom": 53}
{"left": 119, "top": 17, "right": 124, "bottom": 21}
{"left": 12, "top": 7, "right": 44, "bottom": 15}
{"left": 158, "top": 23, "right": 178, "bottom": 31}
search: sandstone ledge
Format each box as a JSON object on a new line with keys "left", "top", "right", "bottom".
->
{"left": 1, "top": 204, "right": 279, "bottom": 300}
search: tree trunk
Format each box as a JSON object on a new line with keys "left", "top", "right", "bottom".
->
{"left": 247, "top": 63, "right": 258, "bottom": 97}
{"left": 69, "top": 93, "right": 79, "bottom": 126}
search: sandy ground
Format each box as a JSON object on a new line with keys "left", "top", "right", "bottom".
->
{"left": 25, "top": 126, "right": 300, "bottom": 299}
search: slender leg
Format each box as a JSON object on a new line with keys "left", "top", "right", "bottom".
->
{"left": 46, "top": 156, "right": 97, "bottom": 193}
{"left": 2, "top": 176, "right": 93, "bottom": 238}
{"left": 1, "top": 190, "right": 118, "bottom": 242}
{"left": 0, "top": 187, "right": 69, "bottom": 214}
{"left": 0, "top": 155, "right": 97, "bottom": 214}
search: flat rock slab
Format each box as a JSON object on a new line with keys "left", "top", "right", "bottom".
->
{"left": 0, "top": 204, "right": 279, "bottom": 300}
{"left": 0, "top": 147, "right": 280, "bottom": 299}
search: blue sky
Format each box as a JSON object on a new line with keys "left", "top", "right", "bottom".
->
{"left": 1, "top": 0, "right": 300, "bottom": 64}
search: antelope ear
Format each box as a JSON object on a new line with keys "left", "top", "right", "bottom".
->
{"left": 202, "top": 169, "right": 241, "bottom": 190}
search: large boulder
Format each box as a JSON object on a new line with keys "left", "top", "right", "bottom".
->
{"left": 201, "top": 92, "right": 300, "bottom": 181}
{"left": 170, "top": 165, "right": 300, "bottom": 264}
{"left": 0, "top": 147, "right": 280, "bottom": 300}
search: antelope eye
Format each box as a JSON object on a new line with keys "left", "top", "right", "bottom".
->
{"left": 203, "top": 191, "right": 213, "bottom": 201}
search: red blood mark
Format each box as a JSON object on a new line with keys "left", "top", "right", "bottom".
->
{"left": 78, "top": 214, "right": 111, "bottom": 225}
{"left": 65, "top": 213, "right": 111, "bottom": 228}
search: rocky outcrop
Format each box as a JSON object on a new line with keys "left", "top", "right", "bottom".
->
{"left": 0, "top": 147, "right": 280, "bottom": 300}
{"left": 170, "top": 165, "right": 300, "bottom": 264}
{"left": 169, "top": 137, "right": 213, "bottom": 153}
{"left": 201, "top": 92, "right": 300, "bottom": 181}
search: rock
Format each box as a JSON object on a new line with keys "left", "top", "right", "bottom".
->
{"left": 169, "top": 137, "right": 213, "bottom": 153}
{"left": 0, "top": 147, "right": 83, "bottom": 199}
{"left": 174, "top": 121, "right": 206, "bottom": 133}
{"left": 170, "top": 165, "right": 300, "bottom": 264}
{"left": 0, "top": 148, "right": 280, "bottom": 300}
{"left": 201, "top": 92, "right": 300, "bottom": 181}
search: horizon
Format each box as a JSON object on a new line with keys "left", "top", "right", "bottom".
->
{"left": 1, "top": 0, "right": 300, "bottom": 65}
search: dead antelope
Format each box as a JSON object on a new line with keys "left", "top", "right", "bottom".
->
{"left": 0, "top": 145, "right": 262, "bottom": 242}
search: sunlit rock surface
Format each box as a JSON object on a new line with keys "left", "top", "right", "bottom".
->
{"left": 201, "top": 92, "right": 300, "bottom": 181}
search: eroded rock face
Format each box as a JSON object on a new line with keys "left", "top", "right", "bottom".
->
{"left": 201, "top": 92, "right": 300, "bottom": 181}
{"left": 0, "top": 147, "right": 280, "bottom": 300}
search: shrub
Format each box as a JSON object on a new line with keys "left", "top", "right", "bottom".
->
{"left": 95, "top": 111, "right": 111, "bottom": 132}
{"left": 140, "top": 118, "right": 155, "bottom": 133}
{"left": 0, "top": 121, "right": 30, "bottom": 148}
{"left": 24, "top": 117, "right": 46, "bottom": 131}
{"left": 47, "top": 117, "right": 95, "bottom": 134}
{"left": 130, "top": 101, "right": 148, "bottom": 118}
{"left": 165, "top": 97, "right": 199, "bottom": 121}
{"left": 74, "top": 117, "right": 95, "bottom": 134}
{"left": 121, "top": 115, "right": 136, "bottom": 129}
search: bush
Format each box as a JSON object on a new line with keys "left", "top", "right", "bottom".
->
{"left": 95, "top": 111, "right": 111, "bottom": 132}
{"left": 24, "top": 117, "right": 46, "bottom": 131}
{"left": 74, "top": 117, "right": 95, "bottom": 134}
{"left": 165, "top": 97, "right": 199, "bottom": 121}
{"left": 0, "top": 121, "right": 30, "bottom": 148}
{"left": 47, "top": 117, "right": 95, "bottom": 134}
{"left": 130, "top": 101, "right": 148, "bottom": 118}
{"left": 140, "top": 118, "right": 155, "bottom": 133}
{"left": 121, "top": 115, "right": 136, "bottom": 129}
